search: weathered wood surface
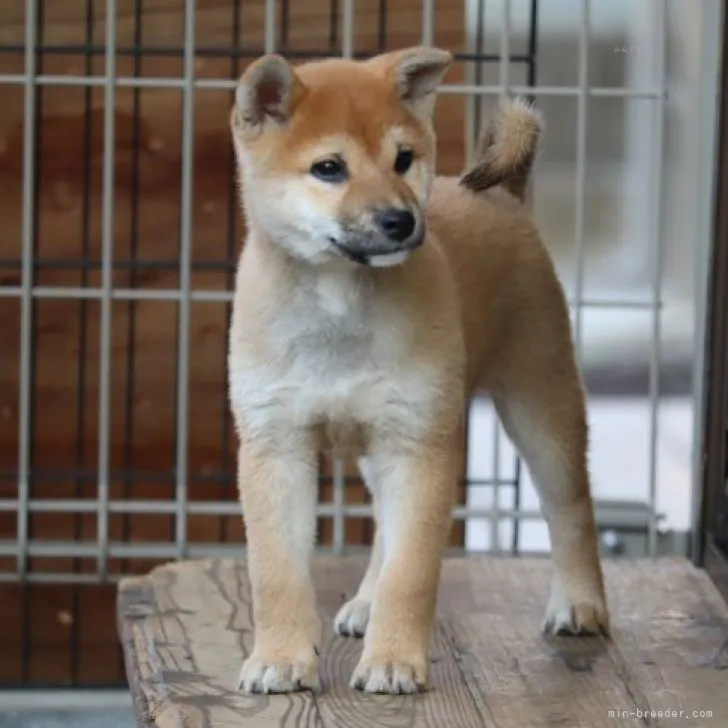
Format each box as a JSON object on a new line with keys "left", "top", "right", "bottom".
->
{"left": 118, "top": 556, "right": 728, "bottom": 727}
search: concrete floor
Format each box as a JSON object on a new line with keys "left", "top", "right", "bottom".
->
{"left": 0, "top": 710, "right": 134, "bottom": 728}
{"left": 0, "top": 692, "right": 135, "bottom": 728}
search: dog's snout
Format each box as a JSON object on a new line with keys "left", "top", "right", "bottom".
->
{"left": 375, "top": 208, "right": 416, "bottom": 243}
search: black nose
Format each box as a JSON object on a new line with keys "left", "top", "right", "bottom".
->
{"left": 375, "top": 208, "right": 416, "bottom": 243}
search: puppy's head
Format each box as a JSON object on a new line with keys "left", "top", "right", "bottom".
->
{"left": 231, "top": 47, "right": 452, "bottom": 267}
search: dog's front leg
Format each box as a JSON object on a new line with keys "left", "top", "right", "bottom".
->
{"left": 351, "top": 440, "right": 457, "bottom": 694}
{"left": 236, "top": 436, "right": 321, "bottom": 694}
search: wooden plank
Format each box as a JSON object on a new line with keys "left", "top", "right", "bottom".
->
{"left": 438, "top": 557, "right": 728, "bottom": 728}
{"left": 313, "top": 558, "right": 487, "bottom": 728}
{"left": 119, "top": 556, "right": 728, "bottom": 727}
{"left": 0, "top": 582, "right": 124, "bottom": 686}
{"left": 119, "top": 557, "right": 485, "bottom": 727}
{"left": 118, "top": 560, "right": 321, "bottom": 728}
{"left": 437, "top": 559, "right": 642, "bottom": 728}
{"left": 598, "top": 558, "right": 728, "bottom": 726}
{"left": 118, "top": 576, "right": 160, "bottom": 727}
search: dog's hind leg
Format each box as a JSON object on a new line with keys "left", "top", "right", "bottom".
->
{"left": 334, "top": 458, "right": 383, "bottom": 638}
{"left": 491, "top": 310, "right": 609, "bottom": 636}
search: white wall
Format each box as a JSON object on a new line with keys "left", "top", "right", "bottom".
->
{"left": 463, "top": 0, "right": 720, "bottom": 373}
{"left": 461, "top": 0, "right": 723, "bottom": 552}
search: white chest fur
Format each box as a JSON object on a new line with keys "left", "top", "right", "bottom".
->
{"left": 228, "top": 267, "right": 443, "bottom": 451}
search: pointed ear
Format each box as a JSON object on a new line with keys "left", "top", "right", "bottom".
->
{"left": 233, "top": 54, "right": 306, "bottom": 135}
{"left": 373, "top": 46, "right": 453, "bottom": 114}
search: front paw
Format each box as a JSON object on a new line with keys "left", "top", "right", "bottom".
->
{"left": 351, "top": 651, "right": 427, "bottom": 694}
{"left": 334, "top": 598, "right": 370, "bottom": 638}
{"left": 238, "top": 644, "right": 319, "bottom": 694}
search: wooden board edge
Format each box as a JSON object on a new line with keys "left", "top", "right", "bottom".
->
{"left": 117, "top": 575, "right": 169, "bottom": 728}
{"left": 704, "top": 538, "right": 728, "bottom": 609}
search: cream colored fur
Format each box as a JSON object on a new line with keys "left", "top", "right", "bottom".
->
{"left": 228, "top": 46, "right": 609, "bottom": 696}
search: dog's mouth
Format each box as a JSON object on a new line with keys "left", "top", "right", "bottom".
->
{"left": 328, "top": 229, "right": 425, "bottom": 267}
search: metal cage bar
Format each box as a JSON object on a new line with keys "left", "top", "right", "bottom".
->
{"left": 646, "top": 0, "right": 668, "bottom": 558}
{"left": 173, "top": 0, "right": 197, "bottom": 560}
{"left": 16, "top": 0, "right": 39, "bottom": 584}
{"left": 571, "top": 0, "right": 590, "bottom": 356}
{"left": 96, "top": 0, "right": 117, "bottom": 581}
{"left": 0, "top": 73, "right": 663, "bottom": 97}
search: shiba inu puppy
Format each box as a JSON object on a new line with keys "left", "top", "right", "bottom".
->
{"left": 228, "top": 46, "right": 609, "bottom": 696}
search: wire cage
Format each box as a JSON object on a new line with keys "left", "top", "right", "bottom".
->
{"left": 0, "top": 0, "right": 721, "bottom": 688}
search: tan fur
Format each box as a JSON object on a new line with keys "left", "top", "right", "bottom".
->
{"left": 460, "top": 96, "right": 544, "bottom": 201}
{"left": 228, "top": 47, "right": 608, "bottom": 696}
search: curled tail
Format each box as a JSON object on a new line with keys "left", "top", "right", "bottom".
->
{"left": 459, "top": 96, "right": 544, "bottom": 202}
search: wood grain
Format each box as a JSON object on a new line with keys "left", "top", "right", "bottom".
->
{"left": 118, "top": 556, "right": 728, "bottom": 727}
{"left": 313, "top": 560, "right": 487, "bottom": 728}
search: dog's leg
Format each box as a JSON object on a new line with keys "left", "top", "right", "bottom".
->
{"left": 236, "top": 437, "right": 321, "bottom": 694}
{"left": 351, "top": 442, "right": 456, "bottom": 694}
{"left": 493, "top": 353, "right": 609, "bottom": 636}
{"left": 334, "top": 457, "right": 383, "bottom": 638}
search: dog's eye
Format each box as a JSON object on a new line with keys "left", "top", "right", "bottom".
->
{"left": 310, "top": 158, "right": 348, "bottom": 183}
{"left": 394, "top": 149, "right": 414, "bottom": 175}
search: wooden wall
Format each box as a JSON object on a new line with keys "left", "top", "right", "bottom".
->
{"left": 0, "top": 0, "right": 471, "bottom": 685}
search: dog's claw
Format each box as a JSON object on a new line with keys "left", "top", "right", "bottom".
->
{"left": 542, "top": 600, "right": 610, "bottom": 637}
{"left": 238, "top": 649, "right": 320, "bottom": 694}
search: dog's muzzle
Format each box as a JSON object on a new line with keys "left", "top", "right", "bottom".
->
{"left": 333, "top": 207, "right": 425, "bottom": 266}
